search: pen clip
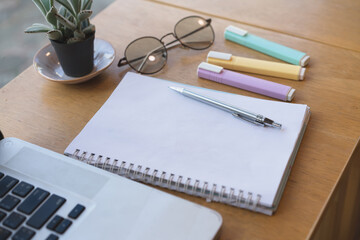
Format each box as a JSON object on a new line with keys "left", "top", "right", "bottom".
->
{"left": 232, "top": 113, "right": 265, "bottom": 127}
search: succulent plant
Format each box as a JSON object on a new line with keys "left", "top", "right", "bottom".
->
{"left": 25, "top": 0, "right": 95, "bottom": 44}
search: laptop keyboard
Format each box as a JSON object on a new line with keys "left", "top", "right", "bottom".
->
{"left": 0, "top": 172, "right": 85, "bottom": 240}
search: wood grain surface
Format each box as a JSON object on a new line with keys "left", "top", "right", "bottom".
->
{"left": 1, "top": 0, "right": 360, "bottom": 239}
{"left": 310, "top": 139, "right": 360, "bottom": 240}
{"left": 148, "top": 0, "right": 360, "bottom": 52}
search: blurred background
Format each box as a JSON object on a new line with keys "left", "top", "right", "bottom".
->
{"left": 0, "top": 0, "right": 115, "bottom": 88}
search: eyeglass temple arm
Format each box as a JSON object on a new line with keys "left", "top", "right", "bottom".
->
{"left": 117, "top": 18, "right": 212, "bottom": 68}
{"left": 118, "top": 57, "right": 128, "bottom": 67}
{"left": 137, "top": 44, "right": 166, "bottom": 72}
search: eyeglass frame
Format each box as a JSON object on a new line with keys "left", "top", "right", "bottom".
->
{"left": 117, "top": 16, "right": 215, "bottom": 74}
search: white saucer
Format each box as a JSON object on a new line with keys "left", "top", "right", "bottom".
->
{"left": 33, "top": 38, "right": 115, "bottom": 84}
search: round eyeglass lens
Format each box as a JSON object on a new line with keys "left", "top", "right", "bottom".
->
{"left": 125, "top": 37, "right": 167, "bottom": 74}
{"left": 174, "top": 16, "right": 214, "bottom": 50}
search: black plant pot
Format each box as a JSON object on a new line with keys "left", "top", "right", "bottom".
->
{"left": 50, "top": 34, "right": 95, "bottom": 77}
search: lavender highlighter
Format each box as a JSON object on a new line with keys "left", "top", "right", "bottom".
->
{"left": 197, "top": 62, "right": 295, "bottom": 102}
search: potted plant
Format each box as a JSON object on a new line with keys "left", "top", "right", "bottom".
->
{"left": 25, "top": 0, "right": 96, "bottom": 77}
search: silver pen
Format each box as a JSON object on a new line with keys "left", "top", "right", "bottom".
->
{"left": 169, "top": 86, "right": 282, "bottom": 128}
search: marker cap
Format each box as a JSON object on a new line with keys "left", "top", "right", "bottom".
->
{"left": 300, "top": 55, "right": 310, "bottom": 67}
{"left": 207, "top": 51, "right": 232, "bottom": 61}
{"left": 299, "top": 68, "right": 306, "bottom": 80}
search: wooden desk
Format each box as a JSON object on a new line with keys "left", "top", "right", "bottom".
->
{"left": 150, "top": 0, "right": 360, "bottom": 52}
{"left": 1, "top": 0, "right": 360, "bottom": 239}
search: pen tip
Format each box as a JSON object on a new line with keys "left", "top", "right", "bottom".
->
{"left": 263, "top": 118, "right": 282, "bottom": 129}
{"left": 272, "top": 122, "right": 282, "bottom": 129}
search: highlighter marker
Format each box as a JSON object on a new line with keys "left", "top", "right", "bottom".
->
{"left": 197, "top": 62, "right": 295, "bottom": 101}
{"left": 207, "top": 51, "right": 305, "bottom": 81}
{"left": 224, "top": 25, "right": 310, "bottom": 66}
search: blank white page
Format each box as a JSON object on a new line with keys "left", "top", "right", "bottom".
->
{"left": 65, "top": 72, "right": 308, "bottom": 207}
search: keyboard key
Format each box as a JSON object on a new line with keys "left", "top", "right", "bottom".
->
{"left": 26, "top": 195, "right": 66, "bottom": 229}
{"left": 12, "top": 182, "right": 34, "bottom": 198}
{"left": 0, "top": 195, "right": 21, "bottom": 211}
{"left": 55, "top": 219, "right": 72, "bottom": 234}
{"left": 12, "top": 227, "right": 35, "bottom": 240}
{"left": 0, "top": 210, "right": 6, "bottom": 222}
{"left": 46, "top": 234, "right": 59, "bottom": 240}
{"left": 3, "top": 212, "right": 26, "bottom": 230}
{"left": 0, "top": 172, "right": 4, "bottom": 179}
{"left": 0, "top": 226, "right": 11, "bottom": 240}
{"left": 17, "top": 188, "right": 49, "bottom": 214}
{"left": 47, "top": 215, "right": 63, "bottom": 230}
{"left": 68, "top": 204, "right": 85, "bottom": 219}
{"left": 0, "top": 176, "right": 19, "bottom": 198}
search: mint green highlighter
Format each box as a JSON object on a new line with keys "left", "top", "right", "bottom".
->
{"left": 224, "top": 25, "right": 310, "bottom": 66}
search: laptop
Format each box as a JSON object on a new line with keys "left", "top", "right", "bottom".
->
{"left": 0, "top": 137, "right": 222, "bottom": 240}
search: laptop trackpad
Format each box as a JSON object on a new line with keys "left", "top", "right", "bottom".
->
{"left": 4, "top": 147, "right": 109, "bottom": 199}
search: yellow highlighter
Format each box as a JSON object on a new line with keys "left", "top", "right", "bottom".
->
{"left": 207, "top": 51, "right": 305, "bottom": 81}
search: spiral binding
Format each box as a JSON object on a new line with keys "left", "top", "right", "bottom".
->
{"left": 70, "top": 149, "right": 264, "bottom": 212}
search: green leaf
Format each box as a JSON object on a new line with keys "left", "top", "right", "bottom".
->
{"left": 64, "top": 27, "right": 73, "bottom": 39}
{"left": 81, "top": 18, "right": 89, "bottom": 29}
{"left": 68, "top": 15, "right": 76, "bottom": 26}
{"left": 58, "top": 6, "right": 67, "bottom": 16}
{"left": 67, "top": 37, "right": 82, "bottom": 44}
{"left": 55, "top": 12, "right": 77, "bottom": 30}
{"left": 55, "top": 0, "right": 76, "bottom": 17}
{"left": 47, "top": 29, "right": 63, "bottom": 40}
{"left": 57, "top": 6, "right": 66, "bottom": 28}
{"left": 82, "top": 0, "right": 92, "bottom": 10}
{"left": 69, "top": 0, "right": 81, "bottom": 13}
{"left": 24, "top": 23, "right": 52, "bottom": 33}
{"left": 41, "top": 0, "right": 53, "bottom": 12}
{"left": 82, "top": 24, "right": 95, "bottom": 35}
{"left": 32, "top": 0, "right": 47, "bottom": 17}
{"left": 78, "top": 10, "right": 92, "bottom": 22}
{"left": 74, "top": 30, "right": 85, "bottom": 39}
{"left": 46, "top": 6, "right": 58, "bottom": 28}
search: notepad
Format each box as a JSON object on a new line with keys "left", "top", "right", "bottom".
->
{"left": 65, "top": 72, "right": 310, "bottom": 215}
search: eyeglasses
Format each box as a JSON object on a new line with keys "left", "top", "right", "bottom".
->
{"left": 117, "top": 16, "right": 215, "bottom": 74}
